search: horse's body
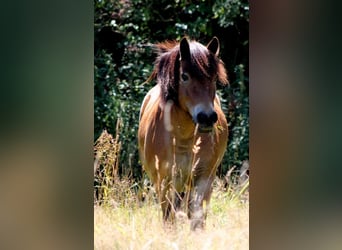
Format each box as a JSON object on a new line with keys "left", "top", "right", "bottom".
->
{"left": 138, "top": 37, "right": 228, "bottom": 230}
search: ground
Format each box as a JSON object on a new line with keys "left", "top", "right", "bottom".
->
{"left": 94, "top": 180, "right": 249, "bottom": 250}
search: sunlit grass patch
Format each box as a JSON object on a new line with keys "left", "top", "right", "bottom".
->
{"left": 94, "top": 178, "right": 248, "bottom": 250}
{"left": 94, "top": 128, "right": 249, "bottom": 249}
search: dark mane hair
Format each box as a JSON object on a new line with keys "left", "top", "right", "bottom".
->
{"left": 147, "top": 38, "right": 228, "bottom": 104}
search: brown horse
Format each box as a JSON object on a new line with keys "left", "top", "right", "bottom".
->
{"left": 138, "top": 37, "right": 228, "bottom": 230}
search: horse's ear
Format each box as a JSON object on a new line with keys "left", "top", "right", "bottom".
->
{"left": 180, "top": 37, "right": 191, "bottom": 61}
{"left": 207, "top": 36, "right": 220, "bottom": 56}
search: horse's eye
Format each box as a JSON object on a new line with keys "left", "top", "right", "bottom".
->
{"left": 181, "top": 73, "right": 189, "bottom": 82}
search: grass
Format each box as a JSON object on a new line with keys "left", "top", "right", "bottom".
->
{"left": 94, "top": 179, "right": 249, "bottom": 250}
{"left": 94, "top": 129, "right": 249, "bottom": 249}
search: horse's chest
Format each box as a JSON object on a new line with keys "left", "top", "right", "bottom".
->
{"left": 171, "top": 141, "right": 193, "bottom": 190}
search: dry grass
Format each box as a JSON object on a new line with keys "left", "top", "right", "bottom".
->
{"left": 94, "top": 128, "right": 249, "bottom": 249}
{"left": 94, "top": 180, "right": 249, "bottom": 250}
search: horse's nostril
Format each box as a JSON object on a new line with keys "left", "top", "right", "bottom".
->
{"left": 210, "top": 112, "right": 218, "bottom": 123}
{"left": 196, "top": 112, "right": 207, "bottom": 124}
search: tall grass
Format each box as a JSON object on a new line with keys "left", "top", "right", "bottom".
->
{"left": 94, "top": 128, "right": 249, "bottom": 249}
{"left": 94, "top": 179, "right": 248, "bottom": 250}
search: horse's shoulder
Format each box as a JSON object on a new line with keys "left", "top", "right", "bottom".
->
{"left": 140, "top": 85, "right": 162, "bottom": 120}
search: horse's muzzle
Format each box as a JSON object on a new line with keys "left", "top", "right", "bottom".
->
{"left": 196, "top": 111, "right": 218, "bottom": 133}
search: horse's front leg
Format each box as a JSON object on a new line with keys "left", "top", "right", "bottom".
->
{"left": 160, "top": 179, "right": 186, "bottom": 226}
{"left": 160, "top": 177, "right": 178, "bottom": 224}
{"left": 189, "top": 176, "right": 215, "bottom": 230}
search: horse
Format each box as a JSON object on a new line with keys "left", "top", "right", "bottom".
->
{"left": 138, "top": 36, "right": 228, "bottom": 230}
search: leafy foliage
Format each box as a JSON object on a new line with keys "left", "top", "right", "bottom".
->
{"left": 213, "top": 0, "right": 249, "bottom": 27}
{"left": 94, "top": 0, "right": 249, "bottom": 179}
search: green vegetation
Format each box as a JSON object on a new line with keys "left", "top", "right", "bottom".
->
{"left": 94, "top": 0, "right": 249, "bottom": 179}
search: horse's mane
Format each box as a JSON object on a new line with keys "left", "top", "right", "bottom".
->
{"left": 154, "top": 40, "right": 179, "bottom": 53}
{"left": 147, "top": 38, "right": 228, "bottom": 104}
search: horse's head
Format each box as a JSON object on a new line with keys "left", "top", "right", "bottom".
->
{"left": 150, "top": 37, "right": 228, "bottom": 133}
{"left": 177, "top": 37, "right": 228, "bottom": 132}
